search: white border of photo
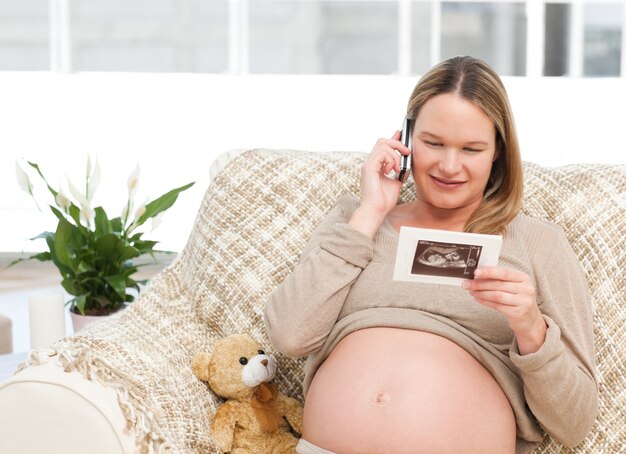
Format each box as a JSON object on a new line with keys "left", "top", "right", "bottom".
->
{"left": 393, "top": 227, "right": 503, "bottom": 287}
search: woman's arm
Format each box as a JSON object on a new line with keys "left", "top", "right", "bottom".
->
{"left": 264, "top": 132, "right": 410, "bottom": 358}
{"left": 466, "top": 228, "right": 598, "bottom": 446}
{"left": 263, "top": 196, "right": 374, "bottom": 357}
{"left": 510, "top": 231, "right": 598, "bottom": 447}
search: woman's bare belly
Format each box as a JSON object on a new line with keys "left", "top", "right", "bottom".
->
{"left": 303, "top": 328, "right": 516, "bottom": 454}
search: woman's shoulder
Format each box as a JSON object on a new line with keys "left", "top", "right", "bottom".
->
{"left": 508, "top": 212, "right": 564, "bottom": 236}
{"left": 506, "top": 212, "right": 572, "bottom": 259}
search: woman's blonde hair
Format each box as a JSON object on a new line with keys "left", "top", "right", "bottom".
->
{"left": 406, "top": 56, "right": 523, "bottom": 235}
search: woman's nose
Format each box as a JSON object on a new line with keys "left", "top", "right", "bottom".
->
{"left": 438, "top": 149, "right": 461, "bottom": 174}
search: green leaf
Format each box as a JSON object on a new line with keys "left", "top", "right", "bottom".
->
{"left": 7, "top": 251, "right": 51, "bottom": 268}
{"left": 121, "top": 266, "right": 139, "bottom": 279}
{"left": 105, "top": 275, "right": 126, "bottom": 300}
{"left": 68, "top": 204, "right": 82, "bottom": 226}
{"left": 49, "top": 205, "right": 66, "bottom": 222}
{"left": 110, "top": 217, "right": 123, "bottom": 234}
{"left": 94, "top": 234, "right": 123, "bottom": 260}
{"left": 54, "top": 218, "right": 74, "bottom": 267}
{"left": 77, "top": 260, "right": 95, "bottom": 274}
{"left": 136, "top": 182, "right": 194, "bottom": 227}
{"left": 93, "top": 295, "right": 112, "bottom": 309}
{"left": 94, "top": 207, "right": 111, "bottom": 236}
{"left": 31, "top": 251, "right": 51, "bottom": 262}
{"left": 120, "top": 245, "right": 141, "bottom": 261}
{"left": 132, "top": 239, "right": 158, "bottom": 253}
{"left": 73, "top": 295, "right": 87, "bottom": 315}
{"left": 30, "top": 231, "right": 54, "bottom": 241}
{"left": 62, "top": 278, "right": 81, "bottom": 298}
{"left": 27, "top": 161, "right": 58, "bottom": 198}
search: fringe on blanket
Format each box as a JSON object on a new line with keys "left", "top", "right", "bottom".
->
{"left": 16, "top": 346, "right": 171, "bottom": 454}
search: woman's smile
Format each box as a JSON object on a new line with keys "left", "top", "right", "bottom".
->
{"left": 430, "top": 175, "right": 466, "bottom": 189}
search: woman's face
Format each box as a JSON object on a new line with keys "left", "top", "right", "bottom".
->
{"left": 411, "top": 93, "right": 497, "bottom": 213}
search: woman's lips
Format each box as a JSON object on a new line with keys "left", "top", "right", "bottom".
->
{"left": 430, "top": 175, "right": 465, "bottom": 189}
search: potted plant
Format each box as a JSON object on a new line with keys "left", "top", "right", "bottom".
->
{"left": 13, "top": 157, "right": 193, "bottom": 328}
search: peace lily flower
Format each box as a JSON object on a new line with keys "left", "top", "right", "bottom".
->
{"left": 55, "top": 189, "right": 71, "bottom": 213}
{"left": 127, "top": 164, "right": 140, "bottom": 195}
{"left": 66, "top": 176, "right": 93, "bottom": 225}
{"left": 86, "top": 155, "right": 101, "bottom": 202}
{"left": 11, "top": 158, "right": 194, "bottom": 316}
{"left": 134, "top": 203, "right": 147, "bottom": 219}
{"left": 67, "top": 176, "right": 89, "bottom": 207}
{"left": 15, "top": 161, "right": 33, "bottom": 196}
{"left": 127, "top": 201, "right": 147, "bottom": 234}
{"left": 122, "top": 164, "right": 141, "bottom": 227}
{"left": 80, "top": 203, "right": 95, "bottom": 224}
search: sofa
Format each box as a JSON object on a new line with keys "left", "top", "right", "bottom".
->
{"left": 0, "top": 148, "right": 624, "bottom": 453}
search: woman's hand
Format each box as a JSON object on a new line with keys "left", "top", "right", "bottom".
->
{"left": 463, "top": 267, "right": 548, "bottom": 355}
{"left": 349, "top": 131, "right": 411, "bottom": 238}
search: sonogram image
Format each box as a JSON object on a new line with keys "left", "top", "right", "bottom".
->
{"left": 411, "top": 240, "right": 482, "bottom": 279}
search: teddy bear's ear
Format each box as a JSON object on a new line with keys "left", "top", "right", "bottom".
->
{"left": 191, "top": 351, "right": 213, "bottom": 382}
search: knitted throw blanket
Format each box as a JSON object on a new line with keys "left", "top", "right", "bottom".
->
{"left": 18, "top": 149, "right": 626, "bottom": 453}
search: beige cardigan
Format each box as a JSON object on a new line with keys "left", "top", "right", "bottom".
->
{"left": 265, "top": 193, "right": 598, "bottom": 453}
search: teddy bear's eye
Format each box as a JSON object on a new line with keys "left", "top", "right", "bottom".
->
{"left": 258, "top": 350, "right": 265, "bottom": 355}
{"left": 239, "top": 357, "right": 248, "bottom": 365}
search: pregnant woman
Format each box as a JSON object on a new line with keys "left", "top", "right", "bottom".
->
{"left": 264, "top": 56, "right": 598, "bottom": 454}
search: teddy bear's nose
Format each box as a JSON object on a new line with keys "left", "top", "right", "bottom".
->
{"left": 261, "top": 359, "right": 268, "bottom": 367}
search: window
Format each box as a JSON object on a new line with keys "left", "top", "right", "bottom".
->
{"left": 0, "top": 0, "right": 49, "bottom": 70}
{"left": 249, "top": 1, "right": 398, "bottom": 74}
{"left": 73, "top": 0, "right": 228, "bottom": 72}
{"left": 584, "top": 2, "right": 622, "bottom": 76}
{"left": 440, "top": 2, "right": 527, "bottom": 76}
{"left": 1, "top": 0, "right": 623, "bottom": 77}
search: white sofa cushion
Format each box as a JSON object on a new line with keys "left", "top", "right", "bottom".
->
{"left": 0, "top": 361, "right": 135, "bottom": 453}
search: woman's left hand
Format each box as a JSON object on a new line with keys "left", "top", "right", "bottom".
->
{"left": 463, "top": 267, "right": 548, "bottom": 355}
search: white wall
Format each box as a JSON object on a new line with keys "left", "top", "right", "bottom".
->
{"left": 1, "top": 73, "right": 624, "bottom": 254}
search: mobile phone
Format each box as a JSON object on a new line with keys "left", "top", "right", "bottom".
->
{"left": 398, "top": 117, "right": 412, "bottom": 183}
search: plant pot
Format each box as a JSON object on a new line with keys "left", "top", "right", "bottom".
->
{"left": 69, "top": 305, "right": 127, "bottom": 333}
{"left": 69, "top": 311, "right": 104, "bottom": 333}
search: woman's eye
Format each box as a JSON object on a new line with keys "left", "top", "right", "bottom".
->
{"left": 464, "top": 147, "right": 483, "bottom": 153}
{"left": 424, "top": 140, "right": 442, "bottom": 147}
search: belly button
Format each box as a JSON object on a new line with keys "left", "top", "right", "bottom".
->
{"left": 371, "top": 392, "right": 390, "bottom": 406}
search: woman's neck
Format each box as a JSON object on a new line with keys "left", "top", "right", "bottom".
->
{"left": 388, "top": 198, "right": 481, "bottom": 232}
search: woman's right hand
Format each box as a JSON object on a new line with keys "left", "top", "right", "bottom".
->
{"left": 348, "top": 131, "right": 411, "bottom": 238}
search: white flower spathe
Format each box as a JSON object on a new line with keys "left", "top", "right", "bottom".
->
{"left": 127, "top": 164, "right": 140, "bottom": 195}
{"left": 80, "top": 203, "right": 95, "bottom": 223}
{"left": 87, "top": 155, "right": 101, "bottom": 202}
{"left": 15, "top": 161, "right": 33, "bottom": 195}
{"left": 67, "top": 177, "right": 89, "bottom": 207}
{"left": 134, "top": 204, "right": 146, "bottom": 219}
{"left": 55, "top": 189, "right": 71, "bottom": 212}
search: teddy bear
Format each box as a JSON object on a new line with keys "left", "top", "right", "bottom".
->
{"left": 192, "top": 333, "right": 304, "bottom": 454}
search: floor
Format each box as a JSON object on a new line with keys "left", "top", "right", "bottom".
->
{"left": 0, "top": 253, "right": 169, "bottom": 355}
